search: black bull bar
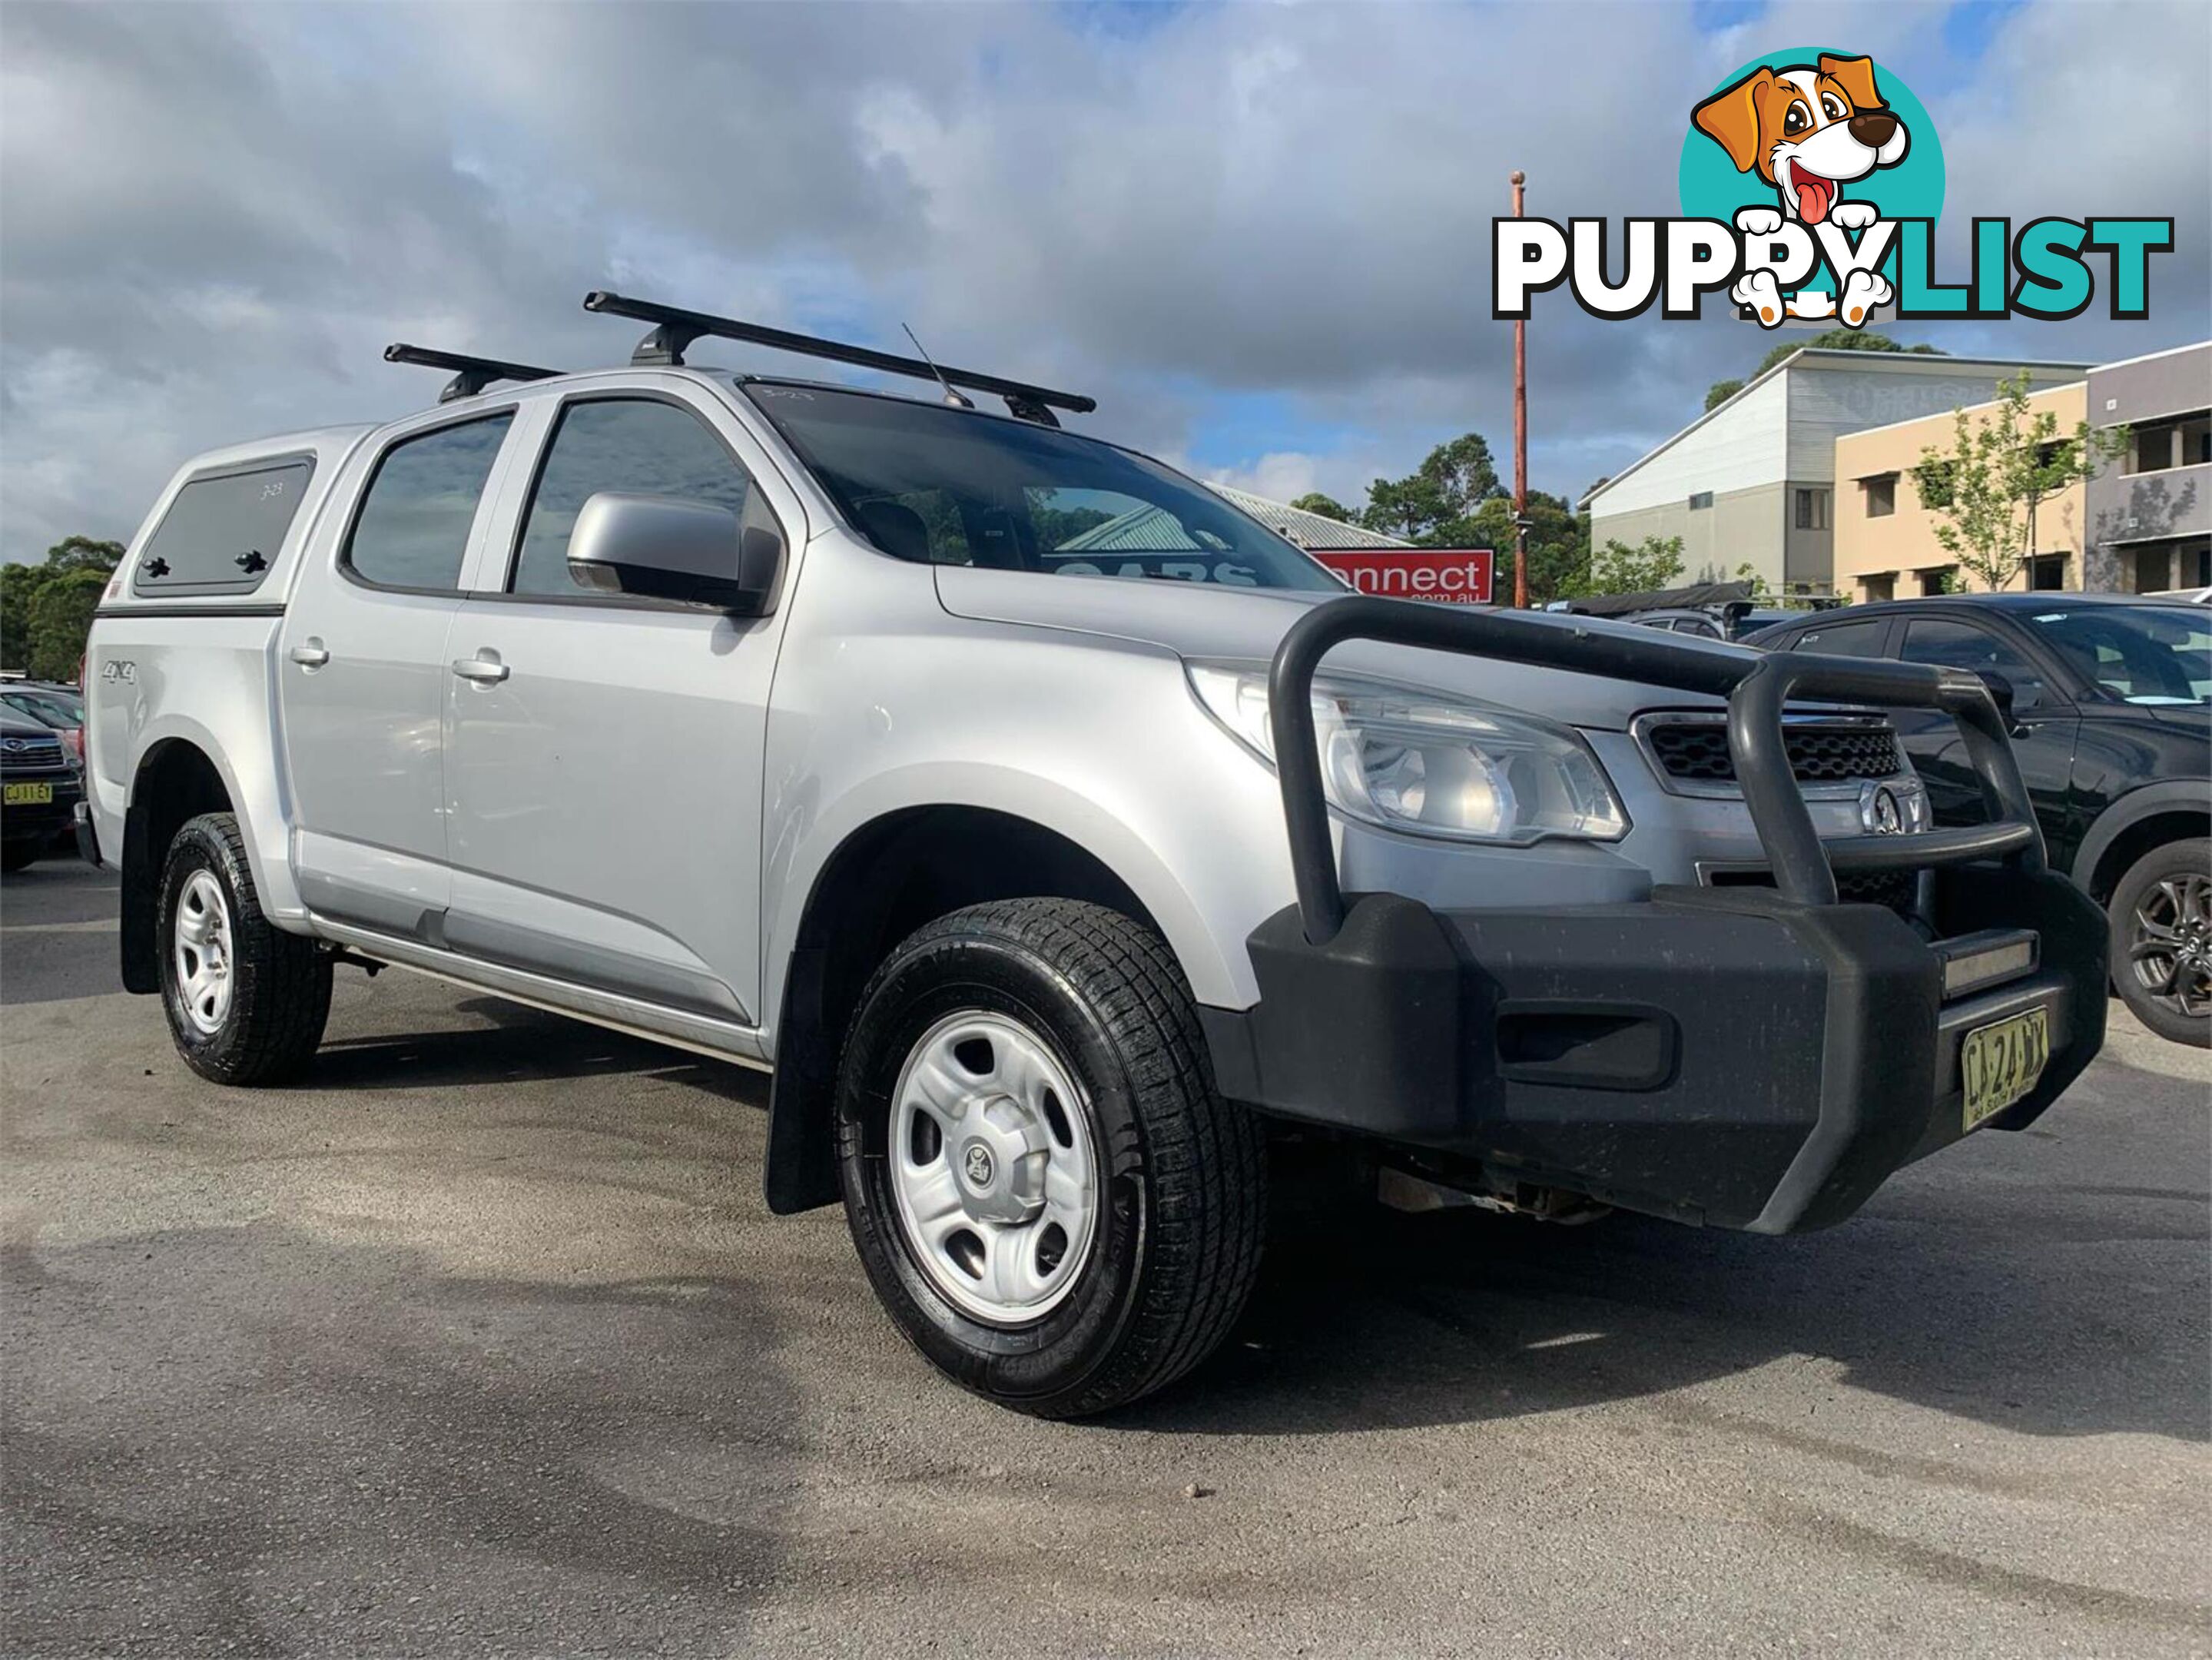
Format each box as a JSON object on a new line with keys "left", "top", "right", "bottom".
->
{"left": 1193, "top": 596, "right": 2105, "bottom": 1234}
{"left": 1267, "top": 597, "right": 2041, "bottom": 941}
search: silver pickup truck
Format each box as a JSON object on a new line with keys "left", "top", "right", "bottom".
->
{"left": 82, "top": 294, "right": 2106, "bottom": 1416}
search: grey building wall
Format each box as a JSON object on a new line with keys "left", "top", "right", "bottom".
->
{"left": 1590, "top": 353, "right": 2091, "bottom": 597}
{"left": 1783, "top": 480, "right": 1832, "bottom": 588}
{"left": 1594, "top": 483, "right": 1781, "bottom": 585}
{"left": 2084, "top": 343, "right": 2211, "bottom": 591}
{"left": 1783, "top": 362, "right": 2087, "bottom": 483}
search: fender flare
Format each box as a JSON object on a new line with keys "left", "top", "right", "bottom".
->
{"left": 2070, "top": 779, "right": 2212, "bottom": 893}
{"left": 758, "top": 774, "right": 1266, "bottom": 1215}
{"left": 761, "top": 762, "right": 1249, "bottom": 1034}
{"left": 124, "top": 712, "right": 299, "bottom": 921}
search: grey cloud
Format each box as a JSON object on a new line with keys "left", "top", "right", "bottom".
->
{"left": 2, "top": 1, "right": 2204, "bottom": 559}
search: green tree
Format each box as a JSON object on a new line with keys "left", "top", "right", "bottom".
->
{"left": 25, "top": 568, "right": 110, "bottom": 680}
{"left": 1909, "top": 370, "right": 2130, "bottom": 593}
{"left": 1288, "top": 492, "right": 1355, "bottom": 523}
{"left": 2, "top": 536, "right": 125, "bottom": 679}
{"left": 1467, "top": 491, "right": 1587, "bottom": 606}
{"left": 0, "top": 563, "right": 41, "bottom": 673}
{"left": 1703, "top": 329, "right": 1945, "bottom": 413}
{"left": 1570, "top": 534, "right": 1686, "bottom": 598}
{"left": 1359, "top": 433, "right": 1505, "bottom": 544}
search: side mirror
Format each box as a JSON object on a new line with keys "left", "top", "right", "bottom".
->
{"left": 1977, "top": 668, "right": 2022, "bottom": 734}
{"left": 565, "top": 491, "right": 783, "bottom": 615}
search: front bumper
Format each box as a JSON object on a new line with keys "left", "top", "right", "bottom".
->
{"left": 1203, "top": 865, "right": 2105, "bottom": 1233}
{"left": 2, "top": 773, "right": 84, "bottom": 851}
{"left": 1207, "top": 598, "right": 2108, "bottom": 1235}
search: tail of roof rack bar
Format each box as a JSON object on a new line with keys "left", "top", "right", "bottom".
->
{"left": 384, "top": 344, "right": 562, "bottom": 403}
{"left": 580, "top": 290, "right": 1096, "bottom": 427}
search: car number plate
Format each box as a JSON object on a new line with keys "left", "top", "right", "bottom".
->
{"left": 2, "top": 782, "right": 53, "bottom": 806}
{"left": 1961, "top": 1007, "right": 2051, "bottom": 1132}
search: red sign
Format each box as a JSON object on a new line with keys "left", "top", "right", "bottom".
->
{"left": 1309, "top": 547, "right": 1495, "bottom": 606}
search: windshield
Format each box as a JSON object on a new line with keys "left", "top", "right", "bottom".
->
{"left": 2, "top": 690, "right": 81, "bottom": 727}
{"left": 2026, "top": 604, "right": 2212, "bottom": 705}
{"left": 745, "top": 383, "right": 1341, "bottom": 593}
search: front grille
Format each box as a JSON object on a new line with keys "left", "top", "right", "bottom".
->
{"left": 1709, "top": 866, "right": 1918, "bottom": 918}
{"left": 1838, "top": 868, "right": 1915, "bottom": 912}
{"left": 1643, "top": 719, "right": 1902, "bottom": 785}
{"left": 0, "top": 735, "right": 68, "bottom": 775}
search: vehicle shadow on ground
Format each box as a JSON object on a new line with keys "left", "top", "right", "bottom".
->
{"left": 307, "top": 996, "right": 771, "bottom": 1107}
{"left": 297, "top": 1003, "right": 2208, "bottom": 1449}
{"left": 1116, "top": 1164, "right": 2210, "bottom": 1445}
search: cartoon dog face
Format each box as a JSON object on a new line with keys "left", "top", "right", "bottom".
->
{"left": 1693, "top": 55, "right": 1909, "bottom": 225}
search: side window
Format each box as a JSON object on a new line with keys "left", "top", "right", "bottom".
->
{"left": 512, "top": 400, "right": 754, "bottom": 596}
{"left": 345, "top": 415, "right": 512, "bottom": 592}
{"left": 134, "top": 459, "right": 314, "bottom": 596}
{"left": 1792, "top": 619, "right": 1891, "bottom": 657}
{"left": 1899, "top": 619, "right": 2051, "bottom": 710}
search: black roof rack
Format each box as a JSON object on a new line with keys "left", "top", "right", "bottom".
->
{"left": 384, "top": 344, "right": 562, "bottom": 403}
{"left": 580, "top": 290, "right": 1096, "bottom": 427}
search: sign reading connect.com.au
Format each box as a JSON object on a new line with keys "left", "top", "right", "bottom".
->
{"left": 1494, "top": 48, "right": 2174, "bottom": 330}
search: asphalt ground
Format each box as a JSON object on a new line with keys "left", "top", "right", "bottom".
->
{"left": 3, "top": 858, "right": 2207, "bottom": 1658}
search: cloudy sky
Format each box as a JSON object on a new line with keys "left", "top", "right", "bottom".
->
{"left": 2, "top": 0, "right": 2206, "bottom": 560}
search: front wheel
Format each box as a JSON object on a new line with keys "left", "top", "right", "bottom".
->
{"left": 835, "top": 900, "right": 1266, "bottom": 1418}
{"left": 158, "top": 812, "right": 333, "bottom": 1084}
{"left": 2110, "top": 838, "right": 2211, "bottom": 1047}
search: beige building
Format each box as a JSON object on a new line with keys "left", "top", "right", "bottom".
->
{"left": 1584, "top": 349, "right": 2088, "bottom": 596}
{"left": 1832, "top": 381, "right": 2091, "bottom": 603}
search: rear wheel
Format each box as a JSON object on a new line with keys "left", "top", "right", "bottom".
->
{"left": 158, "top": 812, "right": 333, "bottom": 1084}
{"left": 835, "top": 899, "right": 1266, "bottom": 1418}
{"left": 2109, "top": 837, "right": 2211, "bottom": 1047}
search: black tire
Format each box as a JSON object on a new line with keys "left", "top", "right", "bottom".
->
{"left": 2108, "top": 837, "right": 2211, "bottom": 1048}
{"left": 157, "top": 812, "right": 333, "bottom": 1084}
{"left": 834, "top": 899, "right": 1267, "bottom": 1418}
{"left": 1, "top": 842, "right": 38, "bottom": 873}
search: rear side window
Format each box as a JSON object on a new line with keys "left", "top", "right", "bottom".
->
{"left": 1790, "top": 619, "right": 1891, "bottom": 657}
{"left": 345, "top": 414, "right": 512, "bottom": 592}
{"left": 510, "top": 399, "right": 753, "bottom": 596}
{"left": 133, "top": 459, "right": 314, "bottom": 596}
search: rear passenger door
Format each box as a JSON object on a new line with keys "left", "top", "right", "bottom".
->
{"left": 440, "top": 387, "right": 798, "bottom": 1029}
{"left": 1891, "top": 614, "right": 2078, "bottom": 832}
{"left": 280, "top": 408, "right": 518, "bottom": 934}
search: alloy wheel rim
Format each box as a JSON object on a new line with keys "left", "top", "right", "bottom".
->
{"left": 173, "top": 869, "right": 235, "bottom": 1036}
{"left": 888, "top": 1010, "right": 1099, "bottom": 1326}
{"left": 2130, "top": 871, "right": 2212, "bottom": 1020}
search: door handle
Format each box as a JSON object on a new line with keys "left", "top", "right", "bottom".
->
{"left": 452, "top": 652, "right": 510, "bottom": 685}
{"left": 287, "top": 639, "right": 330, "bottom": 669}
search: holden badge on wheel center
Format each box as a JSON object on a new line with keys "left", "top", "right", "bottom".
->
{"left": 962, "top": 1142, "right": 995, "bottom": 1189}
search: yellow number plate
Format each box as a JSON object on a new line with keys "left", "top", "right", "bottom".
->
{"left": 1961, "top": 1007, "right": 2051, "bottom": 1132}
{"left": 2, "top": 782, "right": 53, "bottom": 806}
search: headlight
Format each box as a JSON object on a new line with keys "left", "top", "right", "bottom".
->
{"left": 1186, "top": 661, "right": 1629, "bottom": 845}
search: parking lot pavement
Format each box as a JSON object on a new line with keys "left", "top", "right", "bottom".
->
{"left": 2, "top": 860, "right": 2207, "bottom": 1658}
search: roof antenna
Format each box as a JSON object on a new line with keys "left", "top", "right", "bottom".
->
{"left": 903, "top": 324, "right": 974, "bottom": 410}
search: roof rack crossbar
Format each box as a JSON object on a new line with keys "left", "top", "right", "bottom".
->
{"left": 580, "top": 290, "right": 1096, "bottom": 424}
{"left": 384, "top": 344, "right": 562, "bottom": 403}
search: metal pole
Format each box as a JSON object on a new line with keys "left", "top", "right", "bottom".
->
{"left": 1511, "top": 170, "right": 1529, "bottom": 609}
